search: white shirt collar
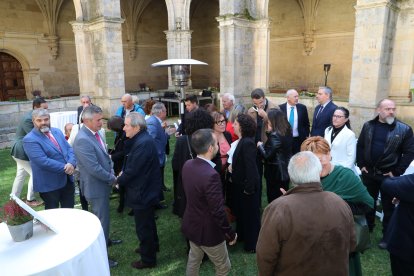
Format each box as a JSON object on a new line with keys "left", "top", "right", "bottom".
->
{"left": 197, "top": 156, "right": 216, "bottom": 168}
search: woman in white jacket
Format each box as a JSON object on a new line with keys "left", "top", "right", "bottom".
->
{"left": 324, "top": 107, "right": 359, "bottom": 175}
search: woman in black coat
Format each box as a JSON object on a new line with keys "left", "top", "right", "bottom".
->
{"left": 230, "top": 114, "right": 261, "bottom": 253}
{"left": 107, "top": 116, "right": 128, "bottom": 213}
{"left": 257, "top": 108, "right": 292, "bottom": 203}
{"left": 171, "top": 109, "right": 215, "bottom": 218}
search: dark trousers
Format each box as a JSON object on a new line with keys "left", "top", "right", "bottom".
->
{"left": 159, "top": 166, "right": 165, "bottom": 202}
{"left": 235, "top": 190, "right": 261, "bottom": 251}
{"left": 264, "top": 166, "right": 289, "bottom": 204}
{"left": 390, "top": 253, "right": 414, "bottom": 276}
{"left": 134, "top": 207, "right": 159, "bottom": 265}
{"left": 40, "top": 180, "right": 74, "bottom": 209}
{"left": 292, "top": 137, "right": 302, "bottom": 155}
{"left": 361, "top": 172, "right": 394, "bottom": 235}
{"left": 255, "top": 155, "right": 263, "bottom": 208}
{"left": 77, "top": 182, "right": 88, "bottom": 211}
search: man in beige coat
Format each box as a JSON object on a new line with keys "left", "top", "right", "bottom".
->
{"left": 256, "top": 151, "right": 356, "bottom": 276}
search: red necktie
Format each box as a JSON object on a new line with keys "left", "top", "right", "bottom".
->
{"left": 46, "top": 132, "right": 61, "bottom": 151}
{"left": 95, "top": 132, "right": 104, "bottom": 149}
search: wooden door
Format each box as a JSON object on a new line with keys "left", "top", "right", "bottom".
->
{"left": 0, "top": 52, "right": 26, "bottom": 101}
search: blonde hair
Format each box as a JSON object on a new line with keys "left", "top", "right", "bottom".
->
{"left": 300, "top": 136, "right": 330, "bottom": 155}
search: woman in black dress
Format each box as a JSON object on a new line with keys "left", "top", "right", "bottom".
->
{"left": 257, "top": 108, "right": 292, "bottom": 203}
{"left": 230, "top": 114, "right": 261, "bottom": 252}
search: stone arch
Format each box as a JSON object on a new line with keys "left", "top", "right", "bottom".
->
{"left": 72, "top": 0, "right": 85, "bottom": 21}
{"left": 0, "top": 49, "right": 31, "bottom": 101}
{"left": 165, "top": 0, "right": 192, "bottom": 30}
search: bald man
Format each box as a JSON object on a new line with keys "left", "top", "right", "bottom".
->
{"left": 115, "top": 93, "right": 145, "bottom": 118}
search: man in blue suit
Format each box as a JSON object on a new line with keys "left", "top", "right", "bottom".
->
{"left": 279, "top": 89, "right": 310, "bottom": 154}
{"left": 23, "top": 108, "right": 76, "bottom": 209}
{"left": 146, "top": 102, "right": 169, "bottom": 209}
{"left": 310, "top": 86, "right": 337, "bottom": 137}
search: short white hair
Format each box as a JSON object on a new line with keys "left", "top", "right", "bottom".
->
{"left": 222, "top": 93, "right": 235, "bottom": 103}
{"left": 288, "top": 151, "right": 322, "bottom": 185}
{"left": 286, "top": 89, "right": 298, "bottom": 97}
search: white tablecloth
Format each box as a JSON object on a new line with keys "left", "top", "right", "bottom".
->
{"left": 0, "top": 208, "right": 109, "bottom": 276}
{"left": 50, "top": 111, "right": 78, "bottom": 135}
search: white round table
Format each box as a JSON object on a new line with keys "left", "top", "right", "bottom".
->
{"left": 0, "top": 208, "right": 109, "bottom": 276}
{"left": 50, "top": 111, "right": 78, "bottom": 135}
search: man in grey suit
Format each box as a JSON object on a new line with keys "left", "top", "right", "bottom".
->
{"left": 73, "top": 105, "right": 120, "bottom": 268}
{"left": 10, "top": 97, "right": 48, "bottom": 207}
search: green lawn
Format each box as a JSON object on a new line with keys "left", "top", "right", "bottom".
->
{"left": 0, "top": 134, "right": 391, "bottom": 275}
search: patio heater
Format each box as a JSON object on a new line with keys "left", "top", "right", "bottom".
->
{"left": 151, "top": 59, "right": 207, "bottom": 120}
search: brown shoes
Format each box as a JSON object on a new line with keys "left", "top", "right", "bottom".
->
{"left": 25, "top": 200, "right": 44, "bottom": 207}
{"left": 131, "top": 260, "right": 156, "bottom": 269}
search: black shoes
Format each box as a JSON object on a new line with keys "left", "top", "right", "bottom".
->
{"left": 131, "top": 260, "right": 156, "bottom": 269}
{"left": 155, "top": 203, "right": 168, "bottom": 210}
{"left": 378, "top": 240, "right": 387, "bottom": 250}
{"left": 108, "top": 239, "right": 123, "bottom": 247}
{"left": 108, "top": 258, "right": 118, "bottom": 268}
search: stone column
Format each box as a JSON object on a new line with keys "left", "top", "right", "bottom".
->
{"left": 164, "top": 29, "right": 193, "bottom": 89}
{"left": 217, "top": 16, "right": 270, "bottom": 104}
{"left": 388, "top": 1, "right": 414, "bottom": 102}
{"left": 164, "top": 0, "right": 193, "bottom": 89}
{"left": 348, "top": 0, "right": 399, "bottom": 134}
{"left": 70, "top": 0, "right": 125, "bottom": 117}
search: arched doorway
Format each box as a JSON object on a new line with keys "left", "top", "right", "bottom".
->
{"left": 0, "top": 52, "right": 26, "bottom": 101}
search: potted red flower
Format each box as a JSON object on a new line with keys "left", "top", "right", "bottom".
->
{"left": 1, "top": 200, "right": 34, "bottom": 242}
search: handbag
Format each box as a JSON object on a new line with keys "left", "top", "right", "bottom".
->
{"left": 353, "top": 215, "right": 371, "bottom": 252}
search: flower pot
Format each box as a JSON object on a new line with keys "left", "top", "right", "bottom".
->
{"left": 7, "top": 220, "right": 33, "bottom": 242}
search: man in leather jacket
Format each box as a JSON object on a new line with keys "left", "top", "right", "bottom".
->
{"left": 356, "top": 99, "right": 414, "bottom": 249}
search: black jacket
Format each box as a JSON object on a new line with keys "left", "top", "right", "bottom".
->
{"left": 356, "top": 116, "right": 414, "bottom": 176}
{"left": 258, "top": 131, "right": 292, "bottom": 181}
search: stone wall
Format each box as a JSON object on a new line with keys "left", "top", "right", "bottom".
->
{"left": 0, "top": 96, "right": 79, "bottom": 149}
{"left": 269, "top": 0, "right": 356, "bottom": 98}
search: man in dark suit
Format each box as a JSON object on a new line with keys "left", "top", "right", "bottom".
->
{"left": 279, "top": 89, "right": 310, "bottom": 154}
{"left": 181, "top": 129, "right": 237, "bottom": 275}
{"left": 73, "top": 105, "right": 120, "bottom": 268}
{"left": 117, "top": 112, "right": 162, "bottom": 270}
{"left": 23, "top": 108, "right": 76, "bottom": 209}
{"left": 310, "top": 86, "right": 337, "bottom": 137}
{"left": 382, "top": 173, "right": 414, "bottom": 276}
{"left": 76, "top": 95, "right": 92, "bottom": 125}
{"left": 146, "top": 102, "right": 169, "bottom": 209}
{"left": 11, "top": 97, "right": 48, "bottom": 207}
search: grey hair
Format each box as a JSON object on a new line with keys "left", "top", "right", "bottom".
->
{"left": 228, "top": 104, "right": 246, "bottom": 123}
{"left": 80, "top": 95, "right": 91, "bottom": 101}
{"left": 222, "top": 93, "right": 235, "bottom": 103}
{"left": 126, "top": 112, "right": 147, "bottom": 131}
{"left": 151, "top": 102, "right": 166, "bottom": 116}
{"left": 319, "top": 86, "right": 333, "bottom": 100}
{"left": 288, "top": 151, "right": 322, "bottom": 185}
{"left": 286, "top": 89, "right": 298, "bottom": 97}
{"left": 82, "top": 105, "right": 102, "bottom": 121}
{"left": 123, "top": 93, "right": 132, "bottom": 100}
{"left": 376, "top": 98, "right": 394, "bottom": 108}
{"left": 32, "top": 108, "right": 49, "bottom": 120}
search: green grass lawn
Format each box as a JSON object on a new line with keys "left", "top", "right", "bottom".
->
{"left": 0, "top": 134, "right": 391, "bottom": 275}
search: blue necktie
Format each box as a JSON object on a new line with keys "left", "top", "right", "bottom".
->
{"left": 289, "top": 107, "right": 295, "bottom": 129}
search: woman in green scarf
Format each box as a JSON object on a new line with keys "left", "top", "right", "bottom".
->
{"left": 301, "top": 136, "right": 374, "bottom": 276}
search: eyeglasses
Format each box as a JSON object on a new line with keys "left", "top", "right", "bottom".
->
{"left": 215, "top": 119, "right": 226, "bottom": 126}
{"left": 332, "top": 115, "right": 345, "bottom": 119}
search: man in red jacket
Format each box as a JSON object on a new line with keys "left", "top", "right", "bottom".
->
{"left": 181, "top": 129, "right": 237, "bottom": 275}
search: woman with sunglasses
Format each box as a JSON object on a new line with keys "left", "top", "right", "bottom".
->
{"left": 324, "top": 106, "right": 359, "bottom": 175}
